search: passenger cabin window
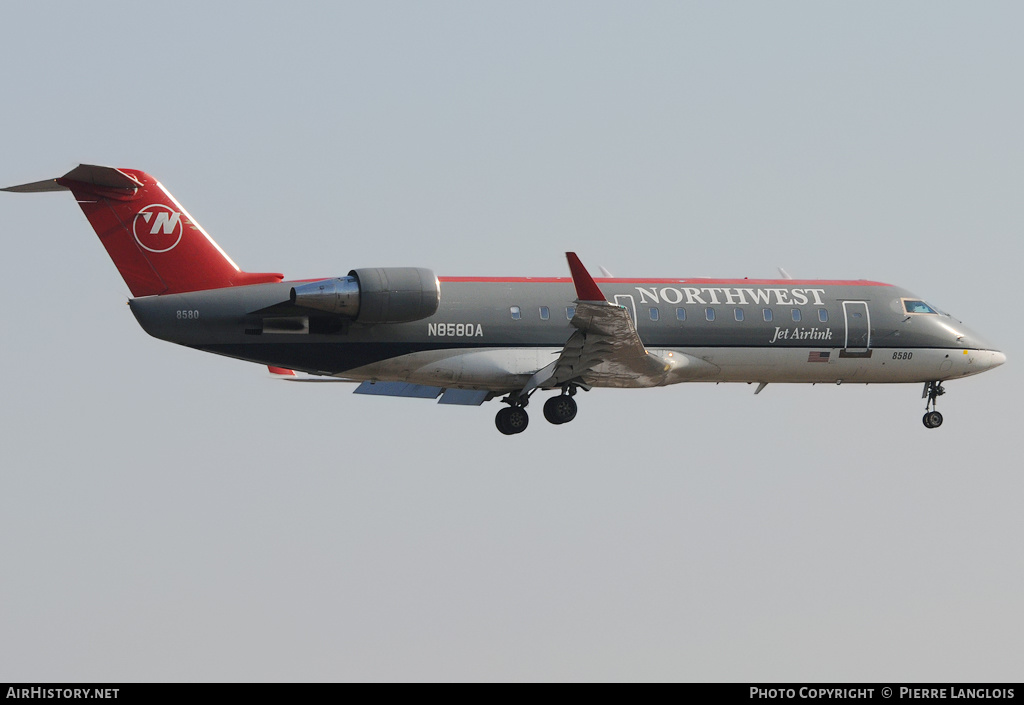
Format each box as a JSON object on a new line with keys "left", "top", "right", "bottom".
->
{"left": 734, "top": 308, "right": 744, "bottom": 322}
{"left": 763, "top": 308, "right": 773, "bottom": 322}
{"left": 650, "top": 307, "right": 660, "bottom": 321}
{"left": 903, "top": 299, "right": 938, "bottom": 315}
{"left": 566, "top": 306, "right": 576, "bottom": 320}
{"left": 510, "top": 306, "right": 522, "bottom": 320}
{"left": 676, "top": 308, "right": 686, "bottom": 321}
{"left": 539, "top": 306, "right": 550, "bottom": 320}
{"left": 792, "top": 309, "right": 802, "bottom": 322}
{"left": 705, "top": 307, "right": 716, "bottom": 322}
{"left": 818, "top": 309, "right": 828, "bottom": 323}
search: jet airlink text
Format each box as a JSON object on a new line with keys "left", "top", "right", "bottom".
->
{"left": 770, "top": 327, "right": 834, "bottom": 343}
{"left": 635, "top": 286, "right": 827, "bottom": 306}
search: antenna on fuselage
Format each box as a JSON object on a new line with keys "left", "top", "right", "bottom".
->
{"left": 778, "top": 267, "right": 793, "bottom": 279}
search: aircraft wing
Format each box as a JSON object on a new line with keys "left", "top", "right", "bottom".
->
{"left": 523, "top": 253, "right": 672, "bottom": 393}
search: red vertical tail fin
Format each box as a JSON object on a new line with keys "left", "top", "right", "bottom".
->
{"left": 4, "top": 164, "right": 282, "bottom": 296}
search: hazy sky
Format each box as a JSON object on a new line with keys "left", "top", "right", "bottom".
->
{"left": 1, "top": 2, "right": 1020, "bottom": 682}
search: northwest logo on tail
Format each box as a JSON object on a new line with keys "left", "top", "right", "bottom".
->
{"left": 133, "top": 204, "right": 184, "bottom": 253}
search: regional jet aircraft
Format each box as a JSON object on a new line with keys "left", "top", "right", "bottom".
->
{"left": 4, "top": 165, "right": 1006, "bottom": 434}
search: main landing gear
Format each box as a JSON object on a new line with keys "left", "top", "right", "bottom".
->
{"left": 495, "top": 386, "right": 581, "bottom": 435}
{"left": 922, "top": 381, "right": 946, "bottom": 429}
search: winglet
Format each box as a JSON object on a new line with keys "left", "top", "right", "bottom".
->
{"left": 566, "top": 252, "right": 606, "bottom": 302}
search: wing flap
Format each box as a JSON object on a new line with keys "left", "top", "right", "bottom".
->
{"left": 354, "top": 381, "right": 492, "bottom": 405}
{"left": 438, "top": 389, "right": 491, "bottom": 406}
{"left": 354, "top": 381, "right": 443, "bottom": 399}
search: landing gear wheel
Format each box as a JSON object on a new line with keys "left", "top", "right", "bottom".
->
{"left": 923, "top": 411, "right": 943, "bottom": 429}
{"left": 543, "top": 395, "right": 578, "bottom": 425}
{"left": 495, "top": 406, "right": 529, "bottom": 435}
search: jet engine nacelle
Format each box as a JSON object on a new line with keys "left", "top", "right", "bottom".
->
{"left": 289, "top": 267, "right": 440, "bottom": 324}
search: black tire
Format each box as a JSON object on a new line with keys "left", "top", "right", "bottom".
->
{"left": 495, "top": 407, "right": 514, "bottom": 435}
{"left": 543, "top": 395, "right": 578, "bottom": 425}
{"left": 922, "top": 411, "right": 943, "bottom": 429}
{"left": 496, "top": 406, "right": 529, "bottom": 435}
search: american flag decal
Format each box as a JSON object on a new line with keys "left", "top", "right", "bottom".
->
{"left": 807, "top": 351, "right": 830, "bottom": 363}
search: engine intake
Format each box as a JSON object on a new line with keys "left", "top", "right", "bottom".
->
{"left": 290, "top": 267, "right": 440, "bottom": 324}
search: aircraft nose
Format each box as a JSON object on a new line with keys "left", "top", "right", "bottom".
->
{"left": 989, "top": 350, "right": 1007, "bottom": 369}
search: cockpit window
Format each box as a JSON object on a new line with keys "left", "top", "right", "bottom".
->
{"left": 903, "top": 299, "right": 938, "bottom": 315}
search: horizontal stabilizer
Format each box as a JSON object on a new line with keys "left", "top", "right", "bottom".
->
{"left": 60, "top": 164, "right": 144, "bottom": 191}
{"left": 354, "top": 381, "right": 443, "bottom": 399}
{"left": 2, "top": 179, "right": 68, "bottom": 193}
{"left": 3, "top": 164, "right": 144, "bottom": 193}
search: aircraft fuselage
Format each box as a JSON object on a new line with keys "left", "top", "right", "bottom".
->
{"left": 129, "top": 276, "right": 1004, "bottom": 391}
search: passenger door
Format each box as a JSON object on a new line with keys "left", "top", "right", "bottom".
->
{"left": 842, "top": 301, "right": 871, "bottom": 353}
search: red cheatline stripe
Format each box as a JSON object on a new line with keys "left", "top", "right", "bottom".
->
{"left": 437, "top": 276, "right": 892, "bottom": 286}
{"left": 297, "top": 275, "right": 891, "bottom": 286}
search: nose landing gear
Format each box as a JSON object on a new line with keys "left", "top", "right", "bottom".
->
{"left": 922, "top": 381, "right": 946, "bottom": 429}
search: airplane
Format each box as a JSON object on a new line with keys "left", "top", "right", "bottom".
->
{"left": 3, "top": 164, "right": 1006, "bottom": 434}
